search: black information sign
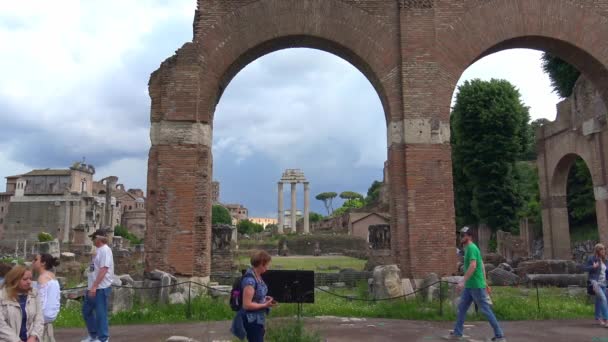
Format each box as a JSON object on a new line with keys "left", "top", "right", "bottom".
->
{"left": 261, "top": 270, "right": 315, "bottom": 304}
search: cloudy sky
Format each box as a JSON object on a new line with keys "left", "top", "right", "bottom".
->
{"left": 0, "top": 1, "right": 561, "bottom": 217}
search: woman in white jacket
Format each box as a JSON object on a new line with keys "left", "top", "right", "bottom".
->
{"left": 33, "top": 254, "right": 61, "bottom": 342}
{"left": 0, "top": 265, "right": 44, "bottom": 342}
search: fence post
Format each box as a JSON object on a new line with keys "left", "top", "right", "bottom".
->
{"left": 535, "top": 283, "right": 540, "bottom": 317}
{"left": 187, "top": 281, "right": 192, "bottom": 319}
{"left": 439, "top": 281, "right": 444, "bottom": 316}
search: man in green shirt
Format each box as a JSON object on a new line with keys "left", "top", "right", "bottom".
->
{"left": 445, "top": 227, "right": 506, "bottom": 341}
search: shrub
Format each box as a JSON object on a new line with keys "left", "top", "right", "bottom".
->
{"left": 38, "top": 232, "right": 54, "bottom": 242}
{"left": 114, "top": 225, "right": 143, "bottom": 245}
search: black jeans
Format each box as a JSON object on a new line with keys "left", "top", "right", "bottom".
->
{"left": 243, "top": 317, "right": 265, "bottom": 342}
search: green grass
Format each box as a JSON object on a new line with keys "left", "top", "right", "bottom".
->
{"left": 54, "top": 285, "right": 594, "bottom": 329}
{"left": 236, "top": 256, "right": 366, "bottom": 272}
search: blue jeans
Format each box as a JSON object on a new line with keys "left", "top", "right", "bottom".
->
{"left": 593, "top": 283, "right": 608, "bottom": 320}
{"left": 453, "top": 288, "right": 504, "bottom": 338}
{"left": 82, "top": 287, "right": 111, "bottom": 342}
{"left": 243, "top": 315, "right": 265, "bottom": 342}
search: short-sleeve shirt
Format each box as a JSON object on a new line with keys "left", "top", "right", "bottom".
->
{"left": 88, "top": 244, "right": 114, "bottom": 289}
{"left": 241, "top": 268, "right": 268, "bottom": 325}
{"left": 464, "top": 242, "right": 486, "bottom": 288}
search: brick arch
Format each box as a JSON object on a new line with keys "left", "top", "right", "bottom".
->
{"left": 435, "top": 0, "right": 608, "bottom": 117}
{"left": 192, "top": 0, "right": 401, "bottom": 122}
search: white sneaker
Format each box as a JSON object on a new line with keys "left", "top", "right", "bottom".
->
{"left": 80, "top": 337, "right": 100, "bottom": 342}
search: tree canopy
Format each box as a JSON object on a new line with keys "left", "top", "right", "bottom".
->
{"left": 451, "top": 78, "right": 530, "bottom": 232}
{"left": 212, "top": 205, "right": 232, "bottom": 225}
{"left": 315, "top": 192, "right": 338, "bottom": 215}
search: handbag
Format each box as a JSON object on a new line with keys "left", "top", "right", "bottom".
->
{"left": 587, "top": 279, "right": 595, "bottom": 296}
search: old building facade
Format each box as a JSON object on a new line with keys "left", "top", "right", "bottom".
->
{"left": 1, "top": 163, "right": 146, "bottom": 249}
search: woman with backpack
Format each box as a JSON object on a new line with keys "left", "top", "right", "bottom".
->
{"left": 231, "top": 250, "right": 276, "bottom": 341}
{"left": 584, "top": 243, "right": 608, "bottom": 327}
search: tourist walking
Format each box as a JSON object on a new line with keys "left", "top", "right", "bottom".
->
{"left": 81, "top": 229, "right": 115, "bottom": 342}
{"left": 0, "top": 265, "right": 44, "bottom": 342}
{"left": 445, "top": 226, "right": 506, "bottom": 341}
{"left": 231, "top": 250, "right": 276, "bottom": 342}
{"left": 32, "top": 253, "right": 61, "bottom": 342}
{"left": 583, "top": 243, "right": 608, "bottom": 327}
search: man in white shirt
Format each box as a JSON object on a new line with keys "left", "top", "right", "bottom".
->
{"left": 81, "top": 229, "right": 114, "bottom": 342}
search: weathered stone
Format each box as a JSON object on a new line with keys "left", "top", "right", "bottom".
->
{"left": 118, "top": 274, "right": 135, "bottom": 286}
{"left": 332, "top": 282, "right": 346, "bottom": 288}
{"left": 149, "top": 269, "right": 166, "bottom": 281}
{"left": 401, "top": 278, "right": 416, "bottom": 301}
{"left": 372, "top": 265, "right": 404, "bottom": 300}
{"left": 169, "top": 292, "right": 187, "bottom": 305}
{"left": 488, "top": 268, "right": 520, "bottom": 286}
{"left": 420, "top": 273, "right": 440, "bottom": 302}
{"left": 497, "top": 263, "right": 514, "bottom": 273}
{"left": 110, "top": 286, "right": 134, "bottom": 314}
{"left": 567, "top": 285, "right": 587, "bottom": 297}
{"left": 525, "top": 274, "right": 587, "bottom": 287}
{"left": 60, "top": 252, "right": 75, "bottom": 262}
{"left": 209, "top": 285, "right": 231, "bottom": 297}
{"left": 484, "top": 253, "right": 506, "bottom": 267}
{"left": 484, "top": 263, "right": 496, "bottom": 274}
{"left": 516, "top": 260, "right": 582, "bottom": 277}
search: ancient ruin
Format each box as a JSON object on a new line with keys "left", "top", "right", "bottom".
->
{"left": 537, "top": 75, "right": 608, "bottom": 259}
{"left": 277, "top": 169, "right": 309, "bottom": 234}
{"left": 146, "top": 0, "right": 608, "bottom": 279}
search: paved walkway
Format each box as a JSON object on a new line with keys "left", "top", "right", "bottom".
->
{"left": 56, "top": 317, "right": 607, "bottom": 341}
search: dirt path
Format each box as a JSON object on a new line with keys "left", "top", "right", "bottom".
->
{"left": 55, "top": 317, "right": 606, "bottom": 341}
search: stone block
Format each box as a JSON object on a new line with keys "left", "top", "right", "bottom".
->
{"left": 118, "top": 274, "right": 135, "bottom": 286}
{"left": 401, "top": 278, "right": 416, "bottom": 301}
{"left": 169, "top": 292, "right": 186, "bottom": 305}
{"left": 488, "top": 268, "right": 520, "bottom": 286}
{"left": 110, "top": 286, "right": 134, "bottom": 314}
{"left": 372, "top": 265, "right": 404, "bottom": 300}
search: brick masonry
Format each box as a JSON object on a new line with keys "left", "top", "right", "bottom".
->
{"left": 146, "top": 0, "right": 608, "bottom": 278}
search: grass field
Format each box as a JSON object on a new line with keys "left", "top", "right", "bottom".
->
{"left": 54, "top": 284, "right": 594, "bottom": 329}
{"left": 236, "top": 256, "right": 366, "bottom": 272}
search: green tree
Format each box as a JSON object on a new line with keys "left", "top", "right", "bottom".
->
{"left": 315, "top": 192, "right": 337, "bottom": 215}
{"left": 237, "top": 219, "right": 264, "bottom": 235}
{"left": 365, "top": 180, "right": 383, "bottom": 206}
{"left": 309, "top": 212, "right": 324, "bottom": 223}
{"left": 451, "top": 79, "right": 530, "bottom": 232}
{"left": 541, "top": 53, "right": 580, "bottom": 98}
{"left": 212, "top": 205, "right": 232, "bottom": 225}
{"left": 332, "top": 198, "right": 364, "bottom": 217}
{"left": 567, "top": 158, "right": 596, "bottom": 226}
{"left": 339, "top": 191, "right": 364, "bottom": 201}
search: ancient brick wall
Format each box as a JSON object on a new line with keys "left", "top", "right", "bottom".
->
{"left": 147, "top": 0, "right": 608, "bottom": 279}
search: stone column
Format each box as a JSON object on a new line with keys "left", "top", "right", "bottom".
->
{"left": 277, "top": 182, "right": 284, "bottom": 234}
{"left": 303, "top": 182, "right": 310, "bottom": 234}
{"left": 290, "top": 182, "right": 297, "bottom": 231}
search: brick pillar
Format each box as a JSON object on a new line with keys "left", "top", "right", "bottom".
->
{"left": 394, "top": 3, "right": 457, "bottom": 278}
{"left": 595, "top": 192, "right": 608, "bottom": 245}
{"left": 145, "top": 44, "right": 212, "bottom": 277}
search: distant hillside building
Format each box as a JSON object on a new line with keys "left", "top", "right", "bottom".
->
{"left": 225, "top": 203, "right": 248, "bottom": 222}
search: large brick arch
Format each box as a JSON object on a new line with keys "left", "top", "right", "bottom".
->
{"left": 434, "top": 0, "right": 608, "bottom": 120}
{"left": 146, "top": 0, "right": 608, "bottom": 279}
{"left": 192, "top": 0, "right": 402, "bottom": 122}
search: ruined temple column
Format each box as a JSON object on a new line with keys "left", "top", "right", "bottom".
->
{"left": 303, "top": 182, "right": 310, "bottom": 234}
{"left": 290, "top": 182, "right": 297, "bottom": 231}
{"left": 277, "top": 182, "right": 284, "bottom": 234}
